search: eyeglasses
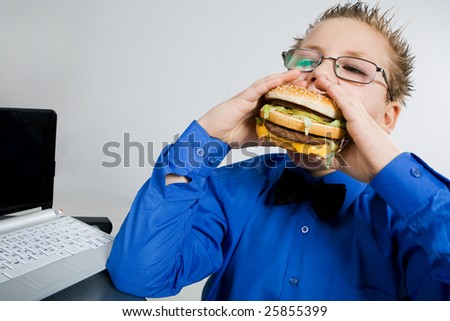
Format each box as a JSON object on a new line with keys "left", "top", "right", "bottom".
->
{"left": 282, "top": 48, "right": 393, "bottom": 101}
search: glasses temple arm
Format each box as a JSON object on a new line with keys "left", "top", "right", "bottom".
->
{"left": 380, "top": 69, "right": 393, "bottom": 101}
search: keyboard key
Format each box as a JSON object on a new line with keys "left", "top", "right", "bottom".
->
{"left": 64, "top": 245, "right": 83, "bottom": 254}
{"left": 3, "top": 253, "right": 60, "bottom": 279}
{"left": 54, "top": 249, "right": 72, "bottom": 259}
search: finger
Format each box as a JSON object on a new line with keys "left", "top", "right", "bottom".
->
{"left": 241, "top": 69, "right": 301, "bottom": 102}
{"left": 324, "top": 83, "right": 353, "bottom": 111}
{"left": 316, "top": 79, "right": 367, "bottom": 123}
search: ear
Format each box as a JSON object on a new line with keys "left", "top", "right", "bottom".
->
{"left": 382, "top": 101, "right": 402, "bottom": 134}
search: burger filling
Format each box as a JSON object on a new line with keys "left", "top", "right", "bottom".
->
{"left": 263, "top": 120, "right": 323, "bottom": 145}
{"left": 262, "top": 102, "right": 346, "bottom": 130}
{"left": 255, "top": 120, "right": 340, "bottom": 164}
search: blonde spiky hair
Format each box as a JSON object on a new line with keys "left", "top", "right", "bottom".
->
{"left": 295, "top": 1, "right": 414, "bottom": 106}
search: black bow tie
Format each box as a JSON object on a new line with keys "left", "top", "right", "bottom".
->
{"left": 273, "top": 169, "right": 347, "bottom": 222}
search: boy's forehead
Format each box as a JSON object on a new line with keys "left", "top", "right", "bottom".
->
{"left": 301, "top": 18, "right": 392, "bottom": 65}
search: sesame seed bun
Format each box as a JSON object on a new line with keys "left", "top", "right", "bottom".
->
{"left": 265, "top": 84, "right": 343, "bottom": 120}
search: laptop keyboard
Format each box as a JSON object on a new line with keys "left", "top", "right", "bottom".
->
{"left": 0, "top": 216, "right": 113, "bottom": 283}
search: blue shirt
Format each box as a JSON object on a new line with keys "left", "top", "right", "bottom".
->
{"left": 107, "top": 121, "right": 450, "bottom": 300}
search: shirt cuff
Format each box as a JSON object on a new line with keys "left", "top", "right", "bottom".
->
{"left": 370, "top": 152, "right": 448, "bottom": 219}
{"left": 164, "top": 120, "right": 230, "bottom": 178}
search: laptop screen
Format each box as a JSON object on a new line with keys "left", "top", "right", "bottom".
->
{"left": 0, "top": 108, "right": 57, "bottom": 216}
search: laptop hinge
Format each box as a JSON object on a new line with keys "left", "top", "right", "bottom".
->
{"left": 0, "top": 209, "right": 59, "bottom": 235}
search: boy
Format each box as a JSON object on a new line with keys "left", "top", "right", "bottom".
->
{"left": 107, "top": 2, "right": 449, "bottom": 300}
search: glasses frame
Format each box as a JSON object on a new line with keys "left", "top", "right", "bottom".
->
{"left": 282, "top": 48, "right": 393, "bottom": 101}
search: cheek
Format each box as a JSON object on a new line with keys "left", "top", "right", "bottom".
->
{"left": 345, "top": 85, "right": 386, "bottom": 120}
{"left": 362, "top": 95, "right": 388, "bottom": 121}
{"left": 361, "top": 101, "right": 389, "bottom": 127}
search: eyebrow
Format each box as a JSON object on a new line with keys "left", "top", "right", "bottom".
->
{"left": 343, "top": 50, "right": 370, "bottom": 59}
{"left": 303, "top": 45, "right": 371, "bottom": 60}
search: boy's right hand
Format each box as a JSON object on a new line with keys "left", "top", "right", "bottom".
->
{"left": 198, "top": 69, "right": 302, "bottom": 148}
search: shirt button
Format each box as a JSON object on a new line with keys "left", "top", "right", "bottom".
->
{"left": 289, "top": 277, "right": 299, "bottom": 287}
{"left": 410, "top": 167, "right": 421, "bottom": 178}
{"left": 195, "top": 148, "right": 205, "bottom": 157}
{"left": 301, "top": 225, "right": 309, "bottom": 234}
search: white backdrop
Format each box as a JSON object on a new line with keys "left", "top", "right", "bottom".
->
{"left": 1, "top": 0, "right": 449, "bottom": 300}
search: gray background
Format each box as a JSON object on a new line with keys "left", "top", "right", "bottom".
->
{"left": 1, "top": 0, "right": 449, "bottom": 299}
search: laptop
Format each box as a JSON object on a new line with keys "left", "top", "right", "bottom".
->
{"left": 0, "top": 107, "right": 113, "bottom": 300}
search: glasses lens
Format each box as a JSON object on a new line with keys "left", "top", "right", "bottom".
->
{"left": 284, "top": 49, "right": 320, "bottom": 71}
{"left": 335, "top": 57, "right": 377, "bottom": 83}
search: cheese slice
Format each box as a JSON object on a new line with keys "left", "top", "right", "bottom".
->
{"left": 256, "top": 122, "right": 270, "bottom": 137}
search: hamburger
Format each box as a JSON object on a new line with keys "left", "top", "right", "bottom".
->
{"left": 256, "top": 84, "right": 346, "bottom": 162}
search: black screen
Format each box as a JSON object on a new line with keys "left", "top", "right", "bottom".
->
{"left": 0, "top": 108, "right": 57, "bottom": 215}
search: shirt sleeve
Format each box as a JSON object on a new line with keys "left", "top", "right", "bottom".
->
{"left": 370, "top": 152, "right": 450, "bottom": 299}
{"left": 106, "top": 121, "right": 231, "bottom": 298}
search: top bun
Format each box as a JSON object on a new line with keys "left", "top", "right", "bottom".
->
{"left": 265, "top": 84, "right": 343, "bottom": 120}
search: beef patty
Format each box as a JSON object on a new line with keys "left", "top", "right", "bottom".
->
{"left": 264, "top": 120, "right": 325, "bottom": 145}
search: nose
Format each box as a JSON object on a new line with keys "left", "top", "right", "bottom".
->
{"left": 305, "top": 58, "right": 338, "bottom": 91}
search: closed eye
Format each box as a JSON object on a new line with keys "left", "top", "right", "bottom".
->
{"left": 340, "top": 64, "right": 369, "bottom": 76}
